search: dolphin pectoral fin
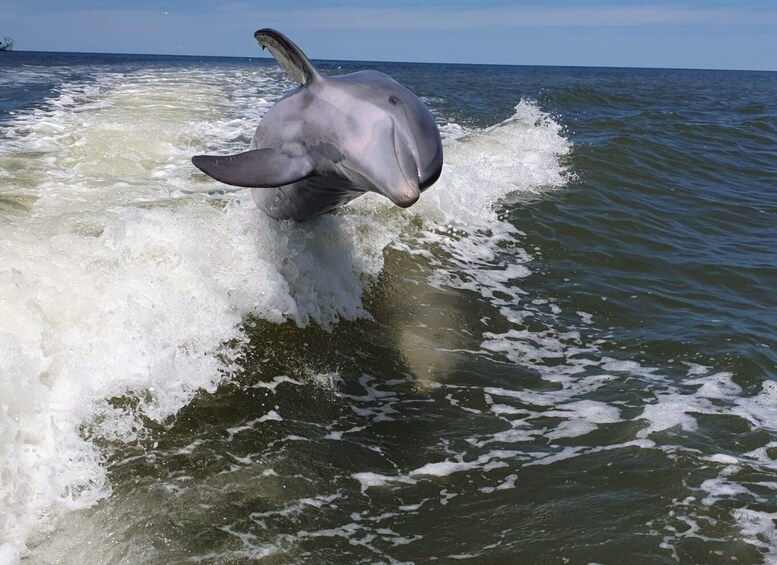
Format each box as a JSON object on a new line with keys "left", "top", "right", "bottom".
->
{"left": 254, "top": 28, "right": 321, "bottom": 85}
{"left": 192, "top": 149, "right": 313, "bottom": 188}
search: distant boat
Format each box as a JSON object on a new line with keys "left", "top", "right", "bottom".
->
{"left": 0, "top": 36, "right": 14, "bottom": 51}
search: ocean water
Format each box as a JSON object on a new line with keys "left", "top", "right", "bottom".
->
{"left": 0, "top": 50, "right": 775, "bottom": 564}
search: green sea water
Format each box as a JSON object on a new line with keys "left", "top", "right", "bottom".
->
{"left": 1, "top": 52, "right": 776, "bottom": 564}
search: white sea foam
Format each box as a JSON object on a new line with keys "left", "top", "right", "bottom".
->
{"left": 352, "top": 472, "right": 417, "bottom": 493}
{"left": 409, "top": 450, "right": 522, "bottom": 478}
{"left": 0, "top": 58, "right": 577, "bottom": 561}
{"left": 1, "top": 70, "right": 262, "bottom": 562}
{"left": 13, "top": 60, "right": 774, "bottom": 564}
{"left": 344, "top": 344, "right": 777, "bottom": 559}
{"left": 0, "top": 67, "right": 365, "bottom": 561}
{"left": 413, "top": 99, "right": 572, "bottom": 229}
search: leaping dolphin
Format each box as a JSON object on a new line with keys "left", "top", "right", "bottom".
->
{"left": 192, "top": 29, "right": 443, "bottom": 222}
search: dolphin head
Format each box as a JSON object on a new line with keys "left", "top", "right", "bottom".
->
{"left": 326, "top": 71, "right": 443, "bottom": 208}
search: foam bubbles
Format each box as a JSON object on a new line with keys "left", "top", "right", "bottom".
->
{"left": 414, "top": 99, "right": 573, "bottom": 229}
{"left": 0, "top": 65, "right": 382, "bottom": 560}
{"left": 0, "top": 59, "right": 577, "bottom": 560}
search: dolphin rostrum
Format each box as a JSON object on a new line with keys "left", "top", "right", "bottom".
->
{"left": 192, "top": 29, "right": 443, "bottom": 221}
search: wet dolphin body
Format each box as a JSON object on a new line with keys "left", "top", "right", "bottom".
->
{"left": 192, "top": 29, "right": 443, "bottom": 221}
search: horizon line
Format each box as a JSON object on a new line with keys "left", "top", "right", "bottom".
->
{"left": 4, "top": 48, "right": 776, "bottom": 74}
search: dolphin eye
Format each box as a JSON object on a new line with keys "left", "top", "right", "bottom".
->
{"left": 387, "top": 95, "right": 399, "bottom": 105}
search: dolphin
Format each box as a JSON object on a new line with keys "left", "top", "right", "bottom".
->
{"left": 192, "top": 29, "right": 443, "bottom": 221}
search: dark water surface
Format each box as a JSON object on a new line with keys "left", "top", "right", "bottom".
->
{"left": 1, "top": 52, "right": 776, "bottom": 564}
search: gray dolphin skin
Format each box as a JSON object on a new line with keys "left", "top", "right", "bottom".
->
{"left": 192, "top": 29, "right": 443, "bottom": 221}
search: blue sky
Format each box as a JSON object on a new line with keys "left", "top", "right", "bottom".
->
{"left": 2, "top": 1, "right": 777, "bottom": 70}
